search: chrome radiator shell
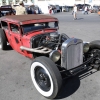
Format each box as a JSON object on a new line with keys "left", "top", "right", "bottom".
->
{"left": 61, "top": 38, "right": 83, "bottom": 70}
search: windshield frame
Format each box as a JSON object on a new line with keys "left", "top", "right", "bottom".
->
{"left": 21, "top": 21, "right": 58, "bottom": 35}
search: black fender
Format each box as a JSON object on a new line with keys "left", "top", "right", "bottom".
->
{"left": 89, "top": 40, "right": 100, "bottom": 49}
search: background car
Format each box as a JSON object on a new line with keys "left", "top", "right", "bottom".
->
{"left": 76, "top": 4, "right": 90, "bottom": 11}
{"left": 25, "top": 5, "right": 42, "bottom": 14}
{"left": 55, "top": 5, "right": 61, "bottom": 12}
{"left": 62, "top": 6, "right": 69, "bottom": 12}
{"left": 90, "top": 6, "right": 100, "bottom": 13}
{"left": 0, "top": 5, "right": 15, "bottom": 17}
{"left": 76, "top": 4, "right": 84, "bottom": 11}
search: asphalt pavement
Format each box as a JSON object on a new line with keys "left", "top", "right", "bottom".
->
{"left": 0, "top": 11, "right": 100, "bottom": 100}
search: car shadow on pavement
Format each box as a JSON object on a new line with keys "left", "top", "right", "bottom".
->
{"left": 56, "top": 75, "right": 80, "bottom": 99}
{"left": 77, "top": 18, "right": 84, "bottom": 20}
{"left": 55, "top": 68, "right": 97, "bottom": 99}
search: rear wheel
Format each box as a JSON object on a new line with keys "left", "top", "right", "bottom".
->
{"left": 0, "top": 29, "right": 7, "bottom": 50}
{"left": 30, "top": 56, "right": 62, "bottom": 99}
{"left": 90, "top": 40, "right": 100, "bottom": 70}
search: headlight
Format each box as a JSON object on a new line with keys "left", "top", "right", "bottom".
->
{"left": 49, "top": 50, "right": 61, "bottom": 62}
{"left": 83, "top": 43, "right": 90, "bottom": 53}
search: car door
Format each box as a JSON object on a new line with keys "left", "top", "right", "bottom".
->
{"left": 9, "top": 23, "right": 22, "bottom": 53}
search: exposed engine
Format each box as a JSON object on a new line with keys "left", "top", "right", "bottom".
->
{"left": 38, "top": 32, "right": 59, "bottom": 49}
{"left": 32, "top": 32, "right": 69, "bottom": 50}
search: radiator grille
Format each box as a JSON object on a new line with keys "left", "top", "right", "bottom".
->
{"left": 67, "top": 43, "right": 83, "bottom": 70}
{"left": 61, "top": 38, "right": 83, "bottom": 70}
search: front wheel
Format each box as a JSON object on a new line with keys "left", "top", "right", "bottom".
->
{"left": 30, "top": 56, "right": 62, "bottom": 99}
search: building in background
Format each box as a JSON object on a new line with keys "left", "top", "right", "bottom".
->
{"left": 75, "top": 0, "right": 100, "bottom": 6}
{"left": 0, "top": 0, "right": 20, "bottom": 5}
{"left": 0, "top": 0, "right": 100, "bottom": 14}
{"left": 34, "top": 0, "right": 100, "bottom": 6}
{"left": 34, "top": 0, "right": 75, "bottom": 6}
{"left": 0, "top": 0, "right": 34, "bottom": 6}
{"left": 0, "top": 0, "right": 100, "bottom": 6}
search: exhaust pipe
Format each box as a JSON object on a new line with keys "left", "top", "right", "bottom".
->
{"left": 20, "top": 46, "right": 52, "bottom": 54}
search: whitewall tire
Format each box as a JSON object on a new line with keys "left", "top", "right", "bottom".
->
{"left": 30, "top": 56, "right": 62, "bottom": 99}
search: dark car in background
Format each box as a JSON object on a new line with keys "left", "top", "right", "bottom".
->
{"left": 90, "top": 6, "right": 100, "bottom": 13}
{"left": 55, "top": 5, "right": 61, "bottom": 12}
{"left": 76, "top": 4, "right": 90, "bottom": 11}
{"left": 25, "top": 5, "right": 42, "bottom": 14}
{"left": 0, "top": 5, "right": 15, "bottom": 17}
{"left": 76, "top": 4, "right": 84, "bottom": 11}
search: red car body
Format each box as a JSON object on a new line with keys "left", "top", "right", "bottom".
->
{"left": 0, "top": 14, "right": 58, "bottom": 58}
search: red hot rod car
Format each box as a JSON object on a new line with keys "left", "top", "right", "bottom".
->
{"left": 0, "top": 14, "right": 100, "bottom": 99}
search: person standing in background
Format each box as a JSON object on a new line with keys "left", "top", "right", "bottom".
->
{"left": 26, "top": 6, "right": 32, "bottom": 14}
{"left": 48, "top": 5, "right": 52, "bottom": 14}
{"left": 11, "top": 0, "right": 27, "bottom": 15}
{"left": 84, "top": 6, "right": 88, "bottom": 14}
{"left": 73, "top": 4, "right": 78, "bottom": 20}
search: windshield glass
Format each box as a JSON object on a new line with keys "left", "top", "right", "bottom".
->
{"left": 22, "top": 21, "right": 58, "bottom": 34}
